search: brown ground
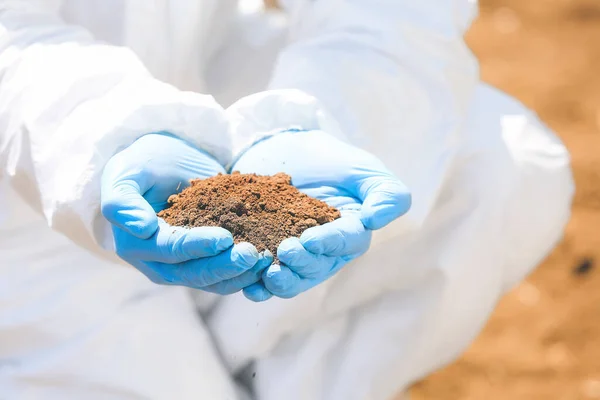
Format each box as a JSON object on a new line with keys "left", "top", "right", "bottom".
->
{"left": 158, "top": 172, "right": 340, "bottom": 260}
{"left": 408, "top": 0, "right": 600, "bottom": 399}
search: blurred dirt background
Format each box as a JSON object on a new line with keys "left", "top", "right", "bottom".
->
{"left": 408, "top": 0, "right": 600, "bottom": 399}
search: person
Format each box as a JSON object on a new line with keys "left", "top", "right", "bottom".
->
{"left": 0, "top": 0, "right": 573, "bottom": 399}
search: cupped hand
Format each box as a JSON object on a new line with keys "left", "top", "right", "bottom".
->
{"left": 101, "top": 133, "right": 270, "bottom": 294}
{"left": 232, "top": 130, "right": 411, "bottom": 301}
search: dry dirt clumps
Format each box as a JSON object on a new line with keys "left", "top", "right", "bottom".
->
{"left": 158, "top": 172, "right": 340, "bottom": 260}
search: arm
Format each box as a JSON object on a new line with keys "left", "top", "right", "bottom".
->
{"left": 227, "top": 0, "right": 478, "bottom": 228}
{"left": 0, "top": 2, "right": 232, "bottom": 256}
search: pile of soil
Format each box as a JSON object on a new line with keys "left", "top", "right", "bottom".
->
{"left": 158, "top": 172, "right": 340, "bottom": 260}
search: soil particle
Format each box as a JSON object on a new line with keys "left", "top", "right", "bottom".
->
{"left": 573, "top": 257, "right": 594, "bottom": 277}
{"left": 158, "top": 172, "right": 340, "bottom": 261}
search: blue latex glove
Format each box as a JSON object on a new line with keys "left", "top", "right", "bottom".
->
{"left": 101, "top": 133, "right": 272, "bottom": 294}
{"left": 232, "top": 130, "right": 411, "bottom": 301}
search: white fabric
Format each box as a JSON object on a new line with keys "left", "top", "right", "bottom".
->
{"left": 0, "top": 1, "right": 573, "bottom": 400}
{"left": 0, "top": 0, "right": 235, "bottom": 253}
{"left": 0, "top": 184, "right": 239, "bottom": 400}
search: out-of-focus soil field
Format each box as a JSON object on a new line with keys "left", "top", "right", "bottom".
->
{"left": 409, "top": 0, "right": 600, "bottom": 399}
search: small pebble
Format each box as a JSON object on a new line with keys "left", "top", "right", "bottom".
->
{"left": 573, "top": 257, "right": 594, "bottom": 276}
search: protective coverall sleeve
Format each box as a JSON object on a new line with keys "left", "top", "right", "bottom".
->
{"left": 226, "top": 0, "right": 478, "bottom": 227}
{"left": 0, "top": 2, "right": 232, "bottom": 255}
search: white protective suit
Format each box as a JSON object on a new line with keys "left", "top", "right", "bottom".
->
{"left": 0, "top": 0, "right": 573, "bottom": 399}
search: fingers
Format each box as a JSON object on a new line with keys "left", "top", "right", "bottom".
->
{"left": 113, "top": 222, "right": 261, "bottom": 290}
{"left": 113, "top": 222, "right": 233, "bottom": 264}
{"left": 243, "top": 282, "right": 273, "bottom": 302}
{"left": 262, "top": 264, "right": 305, "bottom": 299}
{"left": 266, "top": 239, "right": 355, "bottom": 298}
{"left": 142, "top": 243, "right": 260, "bottom": 287}
{"left": 261, "top": 261, "right": 346, "bottom": 299}
{"left": 261, "top": 213, "right": 369, "bottom": 299}
{"left": 355, "top": 175, "right": 411, "bottom": 230}
{"left": 102, "top": 177, "right": 159, "bottom": 239}
{"left": 203, "top": 251, "right": 274, "bottom": 295}
{"left": 298, "top": 213, "right": 371, "bottom": 257}
{"left": 101, "top": 147, "right": 159, "bottom": 239}
{"left": 276, "top": 213, "right": 369, "bottom": 278}
{"left": 277, "top": 238, "right": 340, "bottom": 278}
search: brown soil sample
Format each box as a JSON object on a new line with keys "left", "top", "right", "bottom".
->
{"left": 158, "top": 172, "right": 340, "bottom": 261}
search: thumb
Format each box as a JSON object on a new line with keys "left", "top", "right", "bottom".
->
{"left": 101, "top": 177, "right": 159, "bottom": 239}
{"left": 356, "top": 175, "right": 411, "bottom": 230}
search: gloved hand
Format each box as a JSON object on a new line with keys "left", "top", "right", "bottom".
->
{"left": 101, "top": 133, "right": 272, "bottom": 294}
{"left": 232, "top": 130, "right": 411, "bottom": 301}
